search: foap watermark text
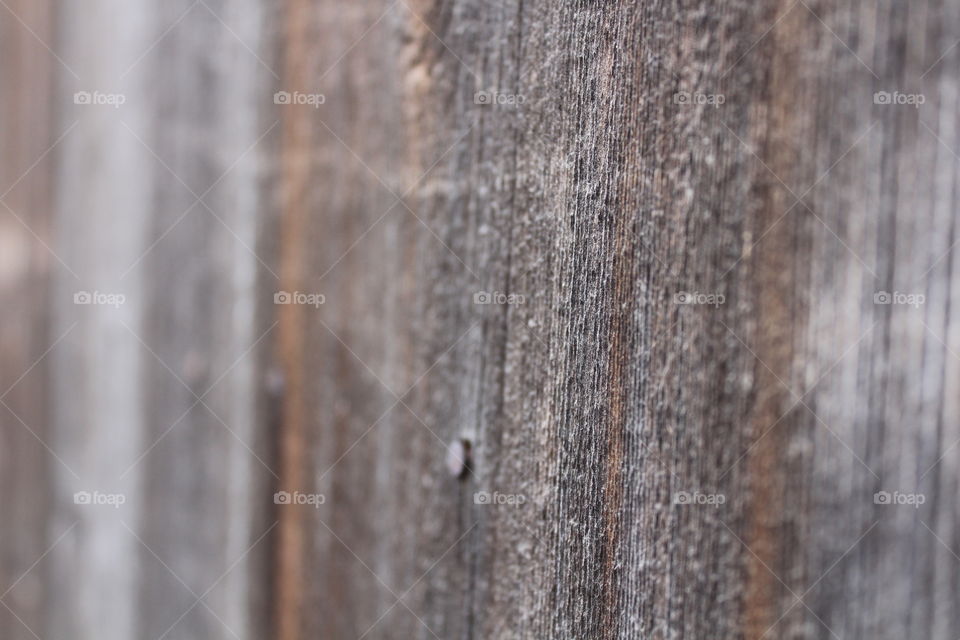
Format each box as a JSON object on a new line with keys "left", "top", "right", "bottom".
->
{"left": 673, "top": 491, "right": 726, "bottom": 506}
{"left": 474, "top": 491, "right": 526, "bottom": 506}
{"left": 74, "top": 91, "right": 126, "bottom": 108}
{"left": 874, "top": 291, "right": 924, "bottom": 308}
{"left": 674, "top": 91, "right": 725, "bottom": 107}
{"left": 274, "top": 490, "right": 325, "bottom": 508}
{"left": 74, "top": 491, "right": 126, "bottom": 508}
{"left": 274, "top": 91, "right": 325, "bottom": 108}
{"left": 275, "top": 291, "right": 325, "bottom": 308}
{"left": 475, "top": 90, "right": 525, "bottom": 106}
{"left": 874, "top": 491, "right": 925, "bottom": 508}
{"left": 74, "top": 291, "right": 125, "bottom": 308}
{"left": 474, "top": 291, "right": 525, "bottom": 305}
{"left": 874, "top": 91, "right": 925, "bottom": 108}
{"left": 674, "top": 291, "right": 725, "bottom": 307}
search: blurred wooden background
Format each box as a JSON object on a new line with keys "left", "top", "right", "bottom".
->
{"left": 1, "top": 1, "right": 959, "bottom": 639}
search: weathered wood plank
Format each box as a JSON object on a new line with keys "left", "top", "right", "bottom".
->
{"left": 271, "top": 1, "right": 960, "bottom": 639}
{"left": 0, "top": 2, "right": 57, "bottom": 638}
{"left": 42, "top": 1, "right": 278, "bottom": 639}
{"left": 2, "top": 0, "right": 959, "bottom": 638}
{"left": 132, "top": 1, "right": 278, "bottom": 638}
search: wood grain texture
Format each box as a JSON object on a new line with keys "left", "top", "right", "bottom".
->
{"left": 271, "top": 0, "right": 960, "bottom": 638}
{"left": 1, "top": 0, "right": 959, "bottom": 639}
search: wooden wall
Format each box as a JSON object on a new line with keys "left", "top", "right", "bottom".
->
{"left": 1, "top": 1, "right": 958, "bottom": 639}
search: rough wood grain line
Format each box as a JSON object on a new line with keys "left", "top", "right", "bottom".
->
{"left": 274, "top": 0, "right": 315, "bottom": 638}
{"left": 0, "top": 1, "right": 56, "bottom": 638}
{"left": 738, "top": 2, "right": 811, "bottom": 636}
{"left": 485, "top": 2, "right": 755, "bottom": 638}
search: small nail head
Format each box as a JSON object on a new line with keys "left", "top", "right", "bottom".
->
{"left": 446, "top": 439, "right": 471, "bottom": 478}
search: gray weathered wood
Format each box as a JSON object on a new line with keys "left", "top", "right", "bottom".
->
{"left": 269, "top": 1, "right": 960, "bottom": 638}
{"left": 2, "top": 1, "right": 960, "bottom": 639}
{"left": 43, "top": 1, "right": 276, "bottom": 639}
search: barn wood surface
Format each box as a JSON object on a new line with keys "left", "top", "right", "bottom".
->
{"left": 0, "top": 1, "right": 957, "bottom": 639}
